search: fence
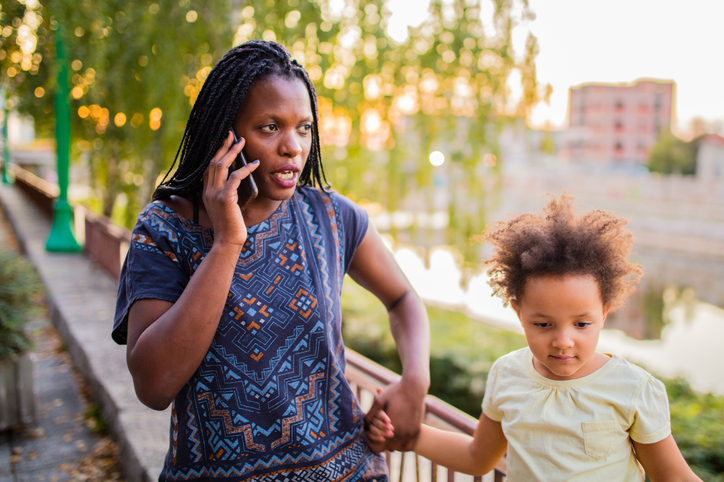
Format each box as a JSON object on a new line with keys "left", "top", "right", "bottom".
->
{"left": 10, "top": 164, "right": 507, "bottom": 481}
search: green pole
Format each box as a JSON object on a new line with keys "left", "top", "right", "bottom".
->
{"left": 46, "top": 24, "right": 81, "bottom": 252}
{"left": 1, "top": 87, "right": 11, "bottom": 184}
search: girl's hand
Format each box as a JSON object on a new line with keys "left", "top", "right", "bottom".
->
{"left": 202, "top": 131, "right": 259, "bottom": 248}
{"left": 365, "top": 398, "right": 394, "bottom": 453}
{"left": 368, "top": 379, "right": 426, "bottom": 451}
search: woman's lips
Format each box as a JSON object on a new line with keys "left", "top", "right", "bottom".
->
{"left": 271, "top": 166, "right": 299, "bottom": 188}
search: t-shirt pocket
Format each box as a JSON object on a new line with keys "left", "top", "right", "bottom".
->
{"left": 581, "top": 420, "right": 618, "bottom": 459}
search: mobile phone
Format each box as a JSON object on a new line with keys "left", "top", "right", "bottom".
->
{"left": 229, "top": 129, "right": 259, "bottom": 210}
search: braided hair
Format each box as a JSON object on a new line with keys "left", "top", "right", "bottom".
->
{"left": 153, "top": 40, "right": 328, "bottom": 200}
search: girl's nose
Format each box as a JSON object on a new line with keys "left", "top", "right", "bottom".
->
{"left": 552, "top": 331, "right": 574, "bottom": 349}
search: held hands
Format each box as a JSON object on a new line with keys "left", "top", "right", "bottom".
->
{"left": 365, "top": 407, "right": 394, "bottom": 454}
{"left": 365, "top": 382, "right": 426, "bottom": 452}
{"left": 202, "top": 131, "right": 259, "bottom": 248}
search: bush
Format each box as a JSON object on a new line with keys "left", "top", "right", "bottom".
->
{"left": 341, "top": 278, "right": 724, "bottom": 480}
{"left": 0, "top": 248, "right": 42, "bottom": 359}
{"left": 665, "top": 377, "right": 724, "bottom": 480}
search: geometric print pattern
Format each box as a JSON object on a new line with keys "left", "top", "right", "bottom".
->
{"left": 119, "top": 189, "right": 387, "bottom": 481}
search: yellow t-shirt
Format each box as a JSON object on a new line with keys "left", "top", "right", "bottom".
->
{"left": 483, "top": 347, "right": 671, "bottom": 482}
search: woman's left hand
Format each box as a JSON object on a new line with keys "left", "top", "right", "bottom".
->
{"left": 350, "top": 222, "right": 431, "bottom": 452}
{"left": 366, "top": 378, "right": 427, "bottom": 451}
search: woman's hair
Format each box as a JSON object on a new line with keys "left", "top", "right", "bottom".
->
{"left": 153, "top": 40, "right": 327, "bottom": 200}
{"left": 482, "top": 194, "right": 642, "bottom": 310}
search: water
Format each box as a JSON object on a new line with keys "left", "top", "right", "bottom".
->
{"left": 385, "top": 240, "right": 724, "bottom": 395}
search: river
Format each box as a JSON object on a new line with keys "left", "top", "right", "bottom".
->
{"left": 384, "top": 241, "right": 724, "bottom": 396}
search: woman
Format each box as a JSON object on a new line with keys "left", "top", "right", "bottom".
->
{"left": 113, "top": 40, "right": 430, "bottom": 481}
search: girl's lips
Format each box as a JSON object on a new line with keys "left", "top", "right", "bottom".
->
{"left": 551, "top": 355, "right": 576, "bottom": 362}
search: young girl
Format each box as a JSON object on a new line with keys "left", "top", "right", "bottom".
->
{"left": 367, "top": 195, "right": 702, "bottom": 481}
{"left": 113, "top": 40, "right": 430, "bottom": 481}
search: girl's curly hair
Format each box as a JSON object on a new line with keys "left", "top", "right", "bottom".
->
{"left": 483, "top": 194, "right": 642, "bottom": 310}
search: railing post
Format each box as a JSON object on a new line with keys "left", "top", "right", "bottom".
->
{"left": 1, "top": 87, "right": 11, "bottom": 185}
{"left": 46, "top": 23, "right": 81, "bottom": 252}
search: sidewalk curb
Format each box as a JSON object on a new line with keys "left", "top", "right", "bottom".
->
{"left": 0, "top": 184, "right": 168, "bottom": 482}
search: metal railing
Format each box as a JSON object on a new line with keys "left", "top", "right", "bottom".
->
{"left": 346, "top": 349, "right": 506, "bottom": 482}
{"left": 12, "top": 165, "right": 131, "bottom": 279}
{"left": 11, "top": 165, "right": 507, "bottom": 481}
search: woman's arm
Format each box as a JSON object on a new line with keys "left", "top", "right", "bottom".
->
{"left": 126, "top": 133, "right": 257, "bottom": 410}
{"left": 415, "top": 413, "right": 507, "bottom": 476}
{"left": 633, "top": 435, "right": 702, "bottom": 482}
{"left": 347, "top": 224, "right": 430, "bottom": 451}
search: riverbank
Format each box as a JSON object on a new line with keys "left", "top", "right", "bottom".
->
{"left": 341, "top": 279, "right": 724, "bottom": 480}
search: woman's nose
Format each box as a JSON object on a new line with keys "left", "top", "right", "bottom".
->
{"left": 280, "top": 131, "right": 303, "bottom": 158}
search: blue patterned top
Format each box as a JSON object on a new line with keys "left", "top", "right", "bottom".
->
{"left": 113, "top": 188, "right": 388, "bottom": 481}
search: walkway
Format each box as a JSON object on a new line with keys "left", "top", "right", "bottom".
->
{"left": 0, "top": 183, "right": 167, "bottom": 482}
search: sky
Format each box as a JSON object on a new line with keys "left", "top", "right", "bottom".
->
{"left": 387, "top": 0, "right": 724, "bottom": 134}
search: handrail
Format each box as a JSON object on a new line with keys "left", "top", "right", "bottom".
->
{"left": 11, "top": 165, "right": 131, "bottom": 278}
{"left": 345, "top": 348, "right": 507, "bottom": 481}
{"left": 11, "top": 165, "right": 507, "bottom": 481}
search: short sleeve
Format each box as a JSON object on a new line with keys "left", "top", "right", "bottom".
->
{"left": 482, "top": 358, "right": 504, "bottom": 422}
{"left": 330, "top": 192, "right": 369, "bottom": 272}
{"left": 112, "top": 204, "right": 189, "bottom": 345}
{"left": 629, "top": 376, "right": 671, "bottom": 444}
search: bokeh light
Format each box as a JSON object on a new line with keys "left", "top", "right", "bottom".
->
{"left": 429, "top": 151, "right": 445, "bottom": 166}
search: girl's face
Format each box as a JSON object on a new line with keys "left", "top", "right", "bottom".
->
{"left": 233, "top": 75, "right": 313, "bottom": 206}
{"left": 512, "top": 275, "right": 610, "bottom": 381}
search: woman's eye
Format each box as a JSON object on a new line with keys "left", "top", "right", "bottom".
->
{"left": 575, "top": 322, "right": 591, "bottom": 328}
{"left": 262, "top": 124, "right": 278, "bottom": 132}
{"left": 533, "top": 323, "right": 550, "bottom": 328}
{"left": 299, "top": 124, "right": 312, "bottom": 132}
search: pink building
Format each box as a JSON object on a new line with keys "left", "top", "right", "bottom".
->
{"left": 562, "top": 79, "right": 675, "bottom": 165}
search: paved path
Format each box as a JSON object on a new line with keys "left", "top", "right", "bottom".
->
{"left": 1, "top": 200, "right": 123, "bottom": 481}
{"left": 0, "top": 183, "right": 168, "bottom": 482}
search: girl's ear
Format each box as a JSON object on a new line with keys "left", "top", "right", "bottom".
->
{"left": 601, "top": 304, "right": 612, "bottom": 325}
{"left": 511, "top": 300, "right": 522, "bottom": 320}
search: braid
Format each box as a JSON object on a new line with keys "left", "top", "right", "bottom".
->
{"left": 154, "top": 40, "right": 328, "bottom": 201}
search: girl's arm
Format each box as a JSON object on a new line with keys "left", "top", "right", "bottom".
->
{"left": 633, "top": 435, "right": 702, "bottom": 482}
{"left": 415, "top": 413, "right": 507, "bottom": 476}
{"left": 126, "top": 133, "right": 257, "bottom": 410}
{"left": 347, "top": 224, "right": 430, "bottom": 451}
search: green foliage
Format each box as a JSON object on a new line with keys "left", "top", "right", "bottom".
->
{"left": 2, "top": 0, "right": 543, "bottom": 244}
{"left": 0, "top": 248, "right": 42, "bottom": 359}
{"left": 1, "top": 0, "right": 238, "bottom": 219}
{"left": 342, "top": 278, "right": 724, "bottom": 479}
{"left": 665, "top": 377, "right": 724, "bottom": 480}
{"left": 647, "top": 133, "right": 696, "bottom": 176}
{"left": 85, "top": 403, "right": 110, "bottom": 435}
{"left": 341, "top": 276, "right": 526, "bottom": 417}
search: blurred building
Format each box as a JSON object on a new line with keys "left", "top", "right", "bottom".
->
{"left": 695, "top": 133, "right": 724, "bottom": 180}
{"left": 561, "top": 79, "right": 675, "bottom": 166}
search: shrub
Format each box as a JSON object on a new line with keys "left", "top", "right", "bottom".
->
{"left": 0, "top": 248, "right": 42, "bottom": 359}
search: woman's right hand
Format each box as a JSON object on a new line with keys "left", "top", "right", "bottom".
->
{"left": 202, "top": 131, "right": 259, "bottom": 248}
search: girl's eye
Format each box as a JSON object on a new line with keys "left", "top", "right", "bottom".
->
{"left": 533, "top": 323, "right": 550, "bottom": 328}
{"left": 575, "top": 322, "right": 592, "bottom": 328}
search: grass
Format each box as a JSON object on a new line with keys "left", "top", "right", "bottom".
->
{"left": 341, "top": 277, "right": 526, "bottom": 415}
{"left": 342, "top": 277, "right": 724, "bottom": 479}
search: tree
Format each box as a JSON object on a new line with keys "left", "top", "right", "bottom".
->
{"left": 2, "top": 0, "right": 237, "bottom": 221}
{"left": 647, "top": 132, "right": 695, "bottom": 176}
{"left": 2, "top": 0, "right": 545, "bottom": 255}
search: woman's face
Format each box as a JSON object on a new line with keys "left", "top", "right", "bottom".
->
{"left": 233, "top": 75, "right": 313, "bottom": 205}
